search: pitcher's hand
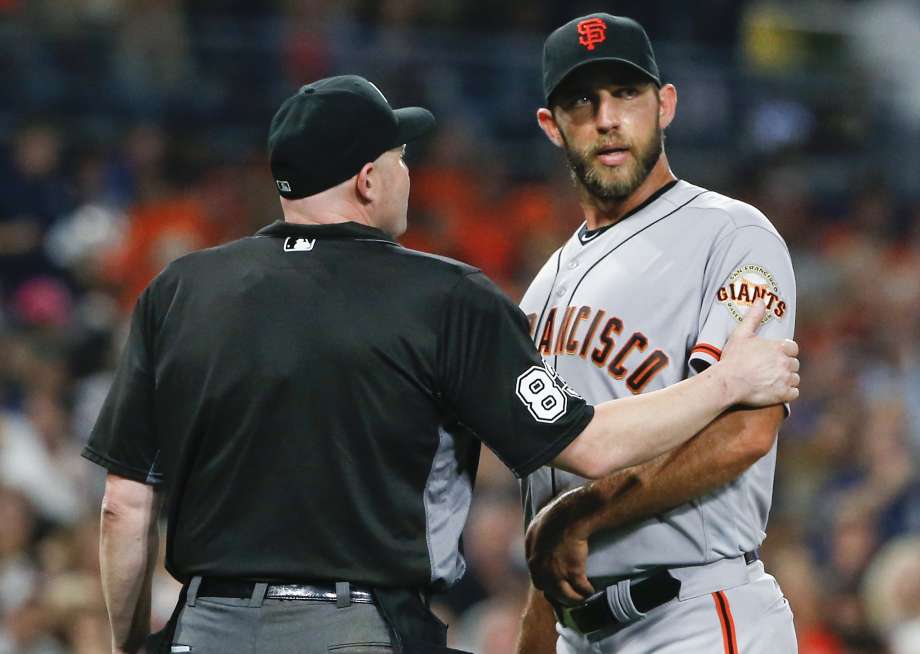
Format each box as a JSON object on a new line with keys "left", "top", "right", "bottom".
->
{"left": 525, "top": 490, "right": 594, "bottom": 606}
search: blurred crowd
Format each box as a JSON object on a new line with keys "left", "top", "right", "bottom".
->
{"left": 2, "top": 1, "right": 920, "bottom": 654}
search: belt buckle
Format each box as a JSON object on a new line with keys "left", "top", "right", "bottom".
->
{"left": 556, "top": 595, "right": 610, "bottom": 637}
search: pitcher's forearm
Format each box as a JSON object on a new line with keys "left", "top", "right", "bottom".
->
{"left": 588, "top": 406, "right": 781, "bottom": 532}
{"left": 566, "top": 406, "right": 783, "bottom": 535}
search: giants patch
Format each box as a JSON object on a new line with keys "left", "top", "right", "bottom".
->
{"left": 717, "top": 264, "right": 786, "bottom": 322}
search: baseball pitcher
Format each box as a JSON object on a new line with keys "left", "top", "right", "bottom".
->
{"left": 517, "top": 14, "right": 798, "bottom": 654}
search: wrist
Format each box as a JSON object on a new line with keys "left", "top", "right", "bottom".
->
{"left": 555, "top": 486, "right": 601, "bottom": 539}
{"left": 707, "top": 362, "right": 740, "bottom": 408}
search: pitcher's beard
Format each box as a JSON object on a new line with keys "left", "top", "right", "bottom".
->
{"left": 564, "top": 127, "right": 663, "bottom": 202}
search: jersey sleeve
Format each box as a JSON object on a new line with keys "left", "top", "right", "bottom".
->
{"left": 689, "top": 225, "right": 796, "bottom": 373}
{"left": 81, "top": 290, "right": 163, "bottom": 485}
{"left": 438, "top": 272, "right": 595, "bottom": 478}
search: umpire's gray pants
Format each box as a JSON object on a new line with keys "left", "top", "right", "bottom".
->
{"left": 171, "top": 577, "right": 393, "bottom": 654}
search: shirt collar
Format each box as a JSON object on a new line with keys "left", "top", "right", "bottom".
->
{"left": 576, "top": 179, "right": 680, "bottom": 245}
{"left": 255, "top": 220, "right": 397, "bottom": 244}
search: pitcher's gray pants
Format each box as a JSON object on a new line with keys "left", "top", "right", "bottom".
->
{"left": 171, "top": 577, "right": 394, "bottom": 654}
{"left": 557, "top": 560, "right": 797, "bottom": 654}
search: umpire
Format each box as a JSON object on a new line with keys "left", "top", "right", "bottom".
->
{"left": 83, "top": 75, "right": 798, "bottom": 654}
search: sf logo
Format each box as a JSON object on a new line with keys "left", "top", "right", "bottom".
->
{"left": 577, "top": 18, "right": 607, "bottom": 51}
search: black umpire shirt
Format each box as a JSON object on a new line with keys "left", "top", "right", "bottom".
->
{"left": 82, "top": 220, "right": 594, "bottom": 591}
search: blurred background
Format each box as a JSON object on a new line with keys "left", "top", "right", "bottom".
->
{"left": 1, "top": 1, "right": 919, "bottom": 653}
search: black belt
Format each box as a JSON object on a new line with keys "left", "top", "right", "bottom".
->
{"left": 557, "top": 550, "right": 760, "bottom": 636}
{"left": 556, "top": 569, "right": 680, "bottom": 636}
{"left": 197, "top": 578, "right": 374, "bottom": 604}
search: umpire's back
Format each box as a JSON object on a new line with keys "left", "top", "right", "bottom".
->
{"left": 87, "top": 215, "right": 593, "bottom": 589}
{"left": 141, "top": 220, "right": 478, "bottom": 587}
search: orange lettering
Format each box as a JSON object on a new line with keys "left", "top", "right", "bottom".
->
{"left": 737, "top": 283, "right": 751, "bottom": 303}
{"left": 608, "top": 332, "right": 648, "bottom": 379}
{"left": 555, "top": 307, "right": 576, "bottom": 354}
{"left": 538, "top": 308, "right": 556, "bottom": 355}
{"left": 580, "top": 309, "right": 605, "bottom": 358}
{"left": 592, "top": 317, "right": 623, "bottom": 366}
{"left": 566, "top": 306, "right": 591, "bottom": 354}
{"left": 626, "top": 350, "right": 670, "bottom": 394}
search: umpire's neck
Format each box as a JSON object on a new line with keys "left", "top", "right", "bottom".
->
{"left": 278, "top": 153, "right": 407, "bottom": 239}
{"left": 280, "top": 175, "right": 373, "bottom": 227}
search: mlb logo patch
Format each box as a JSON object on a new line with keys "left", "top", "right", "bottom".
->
{"left": 283, "top": 237, "right": 316, "bottom": 252}
{"left": 276, "top": 180, "right": 292, "bottom": 193}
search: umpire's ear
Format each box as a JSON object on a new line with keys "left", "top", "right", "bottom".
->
{"left": 537, "top": 108, "right": 565, "bottom": 148}
{"left": 354, "top": 161, "right": 375, "bottom": 205}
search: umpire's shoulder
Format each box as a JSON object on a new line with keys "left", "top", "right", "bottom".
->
{"left": 393, "top": 246, "right": 512, "bottom": 311}
{"left": 389, "top": 246, "right": 497, "bottom": 299}
{"left": 150, "top": 236, "right": 249, "bottom": 281}
{"left": 389, "top": 245, "right": 482, "bottom": 278}
{"left": 141, "top": 236, "right": 259, "bottom": 304}
{"left": 684, "top": 185, "right": 785, "bottom": 244}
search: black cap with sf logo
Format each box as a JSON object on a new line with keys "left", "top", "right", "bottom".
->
{"left": 542, "top": 13, "right": 661, "bottom": 106}
{"left": 268, "top": 75, "right": 435, "bottom": 199}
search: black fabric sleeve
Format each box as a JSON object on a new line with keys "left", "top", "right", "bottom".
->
{"left": 438, "top": 272, "right": 594, "bottom": 478}
{"left": 81, "top": 290, "right": 163, "bottom": 485}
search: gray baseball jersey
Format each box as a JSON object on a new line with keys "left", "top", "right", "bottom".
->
{"left": 520, "top": 179, "right": 796, "bottom": 581}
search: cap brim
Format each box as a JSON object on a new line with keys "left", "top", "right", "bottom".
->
{"left": 394, "top": 107, "right": 436, "bottom": 145}
{"left": 547, "top": 58, "right": 661, "bottom": 104}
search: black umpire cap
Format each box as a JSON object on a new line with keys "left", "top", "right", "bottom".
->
{"left": 268, "top": 75, "right": 436, "bottom": 199}
{"left": 543, "top": 13, "right": 661, "bottom": 105}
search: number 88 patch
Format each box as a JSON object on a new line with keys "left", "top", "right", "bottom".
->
{"left": 515, "top": 363, "right": 580, "bottom": 423}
